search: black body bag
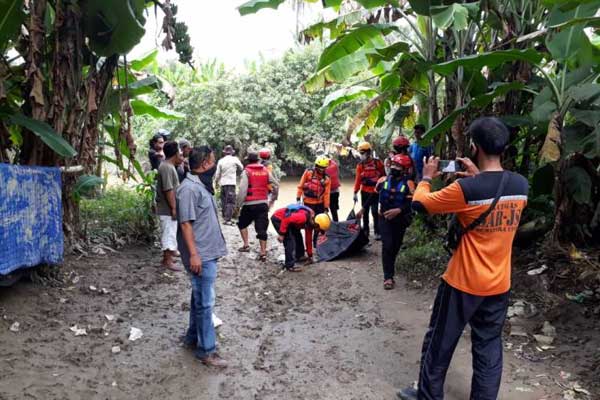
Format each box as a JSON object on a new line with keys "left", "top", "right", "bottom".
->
{"left": 445, "top": 172, "right": 509, "bottom": 253}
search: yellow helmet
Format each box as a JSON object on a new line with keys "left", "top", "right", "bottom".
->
{"left": 314, "top": 213, "right": 331, "bottom": 231}
{"left": 315, "top": 155, "right": 330, "bottom": 168}
{"left": 357, "top": 142, "right": 371, "bottom": 151}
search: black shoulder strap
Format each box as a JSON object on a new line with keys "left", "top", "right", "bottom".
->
{"left": 464, "top": 171, "right": 509, "bottom": 233}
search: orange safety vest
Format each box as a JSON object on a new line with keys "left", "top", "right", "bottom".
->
{"left": 360, "top": 159, "right": 383, "bottom": 188}
{"left": 245, "top": 164, "right": 269, "bottom": 202}
{"left": 302, "top": 169, "right": 328, "bottom": 201}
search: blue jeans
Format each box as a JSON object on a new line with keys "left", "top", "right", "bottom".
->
{"left": 184, "top": 258, "right": 218, "bottom": 358}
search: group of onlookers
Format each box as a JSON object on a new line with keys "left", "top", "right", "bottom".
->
{"left": 146, "top": 118, "right": 530, "bottom": 400}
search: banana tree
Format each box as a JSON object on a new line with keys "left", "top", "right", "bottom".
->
{"left": 0, "top": 0, "right": 192, "bottom": 244}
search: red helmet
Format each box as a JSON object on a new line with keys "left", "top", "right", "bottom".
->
{"left": 391, "top": 154, "right": 412, "bottom": 168}
{"left": 393, "top": 136, "right": 410, "bottom": 147}
{"left": 259, "top": 148, "right": 271, "bottom": 160}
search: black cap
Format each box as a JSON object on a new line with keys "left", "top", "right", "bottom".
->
{"left": 247, "top": 152, "right": 259, "bottom": 162}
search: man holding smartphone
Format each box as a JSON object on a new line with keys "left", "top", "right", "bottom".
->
{"left": 398, "top": 117, "right": 528, "bottom": 400}
{"left": 177, "top": 146, "right": 228, "bottom": 368}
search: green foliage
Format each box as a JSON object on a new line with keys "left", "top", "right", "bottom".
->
{"left": 72, "top": 175, "right": 104, "bottom": 202}
{"left": 130, "top": 99, "right": 184, "bottom": 120}
{"left": 395, "top": 218, "right": 448, "bottom": 278}
{"left": 136, "top": 47, "right": 358, "bottom": 168}
{"left": 0, "top": 0, "right": 24, "bottom": 49}
{"left": 238, "top": 0, "right": 286, "bottom": 16}
{"left": 8, "top": 113, "right": 77, "bottom": 158}
{"left": 82, "top": 0, "right": 146, "bottom": 56}
{"left": 80, "top": 186, "right": 155, "bottom": 243}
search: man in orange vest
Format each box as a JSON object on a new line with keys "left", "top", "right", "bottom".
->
{"left": 297, "top": 156, "right": 332, "bottom": 248}
{"left": 236, "top": 152, "right": 279, "bottom": 262}
{"left": 297, "top": 156, "right": 331, "bottom": 216}
{"left": 353, "top": 142, "right": 386, "bottom": 240}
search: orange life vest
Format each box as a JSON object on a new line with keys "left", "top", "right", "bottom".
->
{"left": 302, "top": 169, "right": 328, "bottom": 201}
{"left": 360, "top": 159, "right": 383, "bottom": 188}
{"left": 245, "top": 164, "right": 269, "bottom": 202}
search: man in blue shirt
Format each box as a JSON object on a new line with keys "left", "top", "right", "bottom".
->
{"left": 408, "top": 124, "right": 432, "bottom": 182}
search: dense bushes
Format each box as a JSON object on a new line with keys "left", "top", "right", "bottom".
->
{"left": 80, "top": 187, "right": 155, "bottom": 245}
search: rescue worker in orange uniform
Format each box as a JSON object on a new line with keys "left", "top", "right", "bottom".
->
{"left": 236, "top": 152, "right": 279, "bottom": 261}
{"left": 271, "top": 205, "right": 331, "bottom": 271}
{"left": 259, "top": 148, "right": 273, "bottom": 173}
{"left": 297, "top": 156, "right": 331, "bottom": 246}
{"left": 353, "top": 142, "right": 386, "bottom": 240}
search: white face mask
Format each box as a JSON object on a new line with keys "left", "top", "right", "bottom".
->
{"left": 360, "top": 153, "right": 368, "bottom": 161}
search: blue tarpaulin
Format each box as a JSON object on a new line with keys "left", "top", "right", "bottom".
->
{"left": 0, "top": 163, "right": 63, "bottom": 275}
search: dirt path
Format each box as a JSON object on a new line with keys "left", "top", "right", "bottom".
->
{"left": 0, "top": 225, "right": 585, "bottom": 399}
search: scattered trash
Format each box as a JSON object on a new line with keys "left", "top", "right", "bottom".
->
{"left": 571, "top": 382, "right": 591, "bottom": 395}
{"left": 89, "top": 285, "right": 97, "bottom": 291}
{"left": 560, "top": 371, "right": 572, "bottom": 380}
{"left": 515, "top": 387, "right": 533, "bottom": 392}
{"left": 128, "top": 327, "right": 143, "bottom": 341}
{"left": 9, "top": 322, "right": 20, "bottom": 332}
{"left": 542, "top": 321, "right": 556, "bottom": 337}
{"left": 111, "top": 381, "right": 117, "bottom": 387}
{"left": 72, "top": 276, "right": 80, "bottom": 284}
{"left": 527, "top": 265, "right": 548, "bottom": 276}
{"left": 111, "top": 346, "right": 121, "bottom": 354}
{"left": 569, "top": 243, "right": 584, "bottom": 261}
{"left": 533, "top": 334, "right": 554, "bottom": 345}
{"left": 105, "top": 314, "right": 115, "bottom": 322}
{"left": 566, "top": 291, "right": 592, "bottom": 304}
{"left": 563, "top": 389, "right": 576, "bottom": 400}
{"left": 212, "top": 313, "right": 223, "bottom": 328}
{"left": 507, "top": 300, "right": 537, "bottom": 318}
{"left": 101, "top": 288, "right": 109, "bottom": 294}
{"left": 509, "top": 324, "right": 528, "bottom": 337}
{"left": 69, "top": 325, "right": 87, "bottom": 336}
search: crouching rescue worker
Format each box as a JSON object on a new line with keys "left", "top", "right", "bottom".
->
{"left": 236, "top": 152, "right": 279, "bottom": 262}
{"left": 353, "top": 142, "right": 386, "bottom": 240}
{"left": 357, "top": 154, "right": 414, "bottom": 290}
{"left": 297, "top": 156, "right": 331, "bottom": 244}
{"left": 271, "top": 205, "right": 331, "bottom": 272}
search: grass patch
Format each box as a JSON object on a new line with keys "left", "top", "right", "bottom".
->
{"left": 396, "top": 216, "right": 449, "bottom": 282}
{"left": 80, "top": 186, "right": 156, "bottom": 245}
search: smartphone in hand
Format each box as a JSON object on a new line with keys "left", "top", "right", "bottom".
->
{"left": 438, "top": 160, "right": 464, "bottom": 173}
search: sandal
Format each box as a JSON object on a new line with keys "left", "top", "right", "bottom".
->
{"left": 238, "top": 245, "right": 250, "bottom": 252}
{"left": 383, "top": 279, "right": 395, "bottom": 290}
{"left": 287, "top": 266, "right": 303, "bottom": 272}
{"left": 258, "top": 254, "right": 267, "bottom": 262}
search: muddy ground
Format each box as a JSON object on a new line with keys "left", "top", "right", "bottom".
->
{"left": 0, "top": 223, "right": 598, "bottom": 399}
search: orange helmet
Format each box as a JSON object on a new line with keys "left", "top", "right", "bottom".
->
{"left": 259, "top": 148, "right": 271, "bottom": 160}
